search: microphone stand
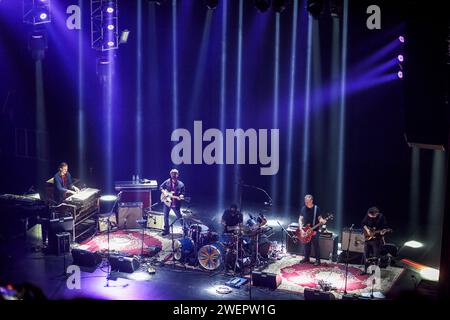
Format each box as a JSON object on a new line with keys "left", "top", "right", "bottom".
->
{"left": 343, "top": 224, "right": 354, "bottom": 295}
{"left": 105, "top": 215, "right": 112, "bottom": 287}
{"left": 105, "top": 191, "right": 122, "bottom": 287}
{"left": 276, "top": 221, "right": 297, "bottom": 256}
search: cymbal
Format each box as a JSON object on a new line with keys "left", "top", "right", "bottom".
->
{"left": 182, "top": 213, "right": 203, "bottom": 224}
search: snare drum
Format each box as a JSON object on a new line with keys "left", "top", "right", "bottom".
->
{"left": 198, "top": 242, "right": 227, "bottom": 270}
{"left": 174, "top": 237, "right": 195, "bottom": 261}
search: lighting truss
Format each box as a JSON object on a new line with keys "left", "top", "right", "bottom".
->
{"left": 91, "top": 0, "right": 119, "bottom": 51}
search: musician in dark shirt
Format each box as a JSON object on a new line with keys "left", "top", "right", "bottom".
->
{"left": 298, "top": 194, "right": 326, "bottom": 266}
{"left": 361, "top": 206, "right": 388, "bottom": 274}
{"left": 159, "top": 168, "right": 186, "bottom": 236}
{"left": 53, "top": 162, "right": 79, "bottom": 204}
{"left": 221, "top": 204, "right": 243, "bottom": 233}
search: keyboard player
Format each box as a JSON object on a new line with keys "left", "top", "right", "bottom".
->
{"left": 53, "top": 162, "right": 80, "bottom": 204}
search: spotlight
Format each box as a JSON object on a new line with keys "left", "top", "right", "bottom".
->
{"left": 397, "top": 54, "right": 404, "bottom": 62}
{"left": 107, "top": 24, "right": 114, "bottom": 30}
{"left": 272, "top": 0, "right": 289, "bottom": 13}
{"left": 28, "top": 29, "right": 47, "bottom": 61}
{"left": 99, "top": 195, "right": 117, "bottom": 202}
{"left": 204, "top": 0, "right": 218, "bottom": 10}
{"left": 106, "top": 7, "right": 114, "bottom": 13}
{"left": 107, "top": 41, "right": 115, "bottom": 47}
{"left": 96, "top": 56, "right": 113, "bottom": 84}
{"left": 254, "top": 0, "right": 271, "bottom": 12}
{"left": 329, "top": 0, "right": 342, "bottom": 18}
{"left": 23, "top": 0, "right": 51, "bottom": 25}
{"left": 404, "top": 240, "right": 423, "bottom": 248}
{"left": 148, "top": 0, "right": 166, "bottom": 5}
{"left": 99, "top": 194, "right": 117, "bottom": 214}
{"left": 420, "top": 267, "right": 439, "bottom": 282}
{"left": 307, "top": 0, "right": 323, "bottom": 18}
{"left": 399, "top": 36, "right": 405, "bottom": 43}
{"left": 397, "top": 71, "right": 403, "bottom": 79}
{"left": 120, "top": 29, "right": 130, "bottom": 44}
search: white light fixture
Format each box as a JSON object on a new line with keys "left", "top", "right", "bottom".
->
{"left": 420, "top": 267, "right": 439, "bottom": 282}
{"left": 404, "top": 240, "right": 424, "bottom": 248}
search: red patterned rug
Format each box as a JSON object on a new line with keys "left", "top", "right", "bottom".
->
{"left": 78, "top": 230, "right": 163, "bottom": 256}
{"left": 262, "top": 255, "right": 404, "bottom": 298}
{"left": 280, "top": 262, "right": 368, "bottom": 291}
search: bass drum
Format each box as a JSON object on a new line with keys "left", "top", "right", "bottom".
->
{"left": 174, "top": 237, "right": 195, "bottom": 261}
{"left": 255, "top": 235, "right": 273, "bottom": 258}
{"left": 197, "top": 242, "right": 229, "bottom": 270}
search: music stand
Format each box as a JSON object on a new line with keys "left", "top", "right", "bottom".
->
{"left": 137, "top": 218, "right": 147, "bottom": 262}
{"left": 343, "top": 224, "right": 354, "bottom": 295}
{"left": 276, "top": 221, "right": 296, "bottom": 257}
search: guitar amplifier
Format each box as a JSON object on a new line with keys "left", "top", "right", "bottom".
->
{"left": 341, "top": 228, "right": 365, "bottom": 253}
{"left": 251, "top": 271, "right": 281, "bottom": 290}
{"left": 97, "top": 213, "right": 117, "bottom": 232}
{"left": 286, "top": 230, "right": 338, "bottom": 261}
{"left": 118, "top": 202, "right": 143, "bottom": 229}
{"left": 146, "top": 211, "right": 164, "bottom": 230}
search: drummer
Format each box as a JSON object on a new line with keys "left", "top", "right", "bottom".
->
{"left": 221, "top": 204, "right": 243, "bottom": 233}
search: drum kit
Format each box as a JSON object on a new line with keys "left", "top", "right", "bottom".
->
{"left": 172, "top": 211, "right": 275, "bottom": 273}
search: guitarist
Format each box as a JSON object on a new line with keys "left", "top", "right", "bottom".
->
{"left": 298, "top": 194, "right": 326, "bottom": 266}
{"left": 160, "top": 169, "right": 186, "bottom": 236}
{"left": 361, "top": 206, "right": 388, "bottom": 275}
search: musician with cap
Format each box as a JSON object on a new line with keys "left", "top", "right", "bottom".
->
{"left": 160, "top": 168, "right": 186, "bottom": 236}
{"left": 361, "top": 206, "right": 389, "bottom": 275}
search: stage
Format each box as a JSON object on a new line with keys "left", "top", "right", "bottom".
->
{"left": 0, "top": 0, "right": 448, "bottom": 304}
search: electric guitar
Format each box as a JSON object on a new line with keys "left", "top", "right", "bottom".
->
{"left": 295, "top": 214, "right": 334, "bottom": 244}
{"left": 364, "top": 228, "right": 392, "bottom": 241}
{"left": 160, "top": 190, "right": 190, "bottom": 208}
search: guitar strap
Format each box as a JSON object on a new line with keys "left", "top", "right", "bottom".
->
{"left": 313, "top": 205, "right": 317, "bottom": 225}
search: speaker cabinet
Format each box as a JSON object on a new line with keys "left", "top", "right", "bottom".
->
{"left": 146, "top": 211, "right": 164, "bottom": 230}
{"left": 54, "top": 232, "right": 71, "bottom": 255}
{"left": 286, "top": 231, "right": 338, "bottom": 261}
{"left": 108, "top": 254, "right": 140, "bottom": 273}
{"left": 304, "top": 288, "right": 335, "bottom": 300}
{"left": 118, "top": 202, "right": 143, "bottom": 229}
{"left": 48, "top": 216, "right": 74, "bottom": 254}
{"left": 71, "top": 248, "right": 102, "bottom": 268}
{"left": 341, "top": 228, "right": 365, "bottom": 253}
{"left": 251, "top": 271, "right": 281, "bottom": 290}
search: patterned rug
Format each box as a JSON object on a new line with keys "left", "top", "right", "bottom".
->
{"left": 262, "top": 255, "right": 404, "bottom": 298}
{"left": 76, "top": 229, "right": 173, "bottom": 259}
